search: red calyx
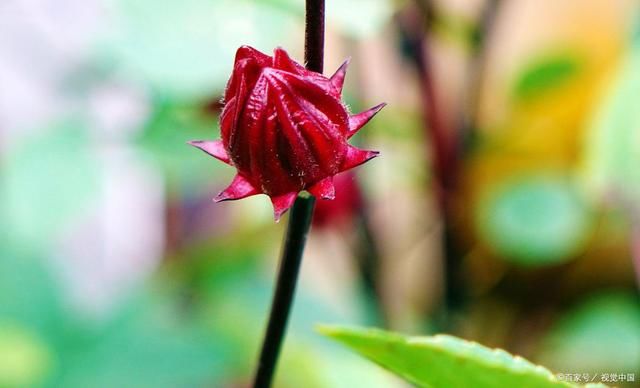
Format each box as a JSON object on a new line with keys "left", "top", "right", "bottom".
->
{"left": 190, "top": 45, "right": 385, "bottom": 221}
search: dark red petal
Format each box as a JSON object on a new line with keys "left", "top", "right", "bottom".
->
{"left": 279, "top": 72, "right": 349, "bottom": 132}
{"left": 261, "top": 106, "right": 300, "bottom": 194}
{"left": 222, "top": 59, "right": 253, "bottom": 143}
{"left": 274, "top": 86, "right": 344, "bottom": 175}
{"left": 188, "top": 140, "right": 231, "bottom": 165}
{"left": 235, "top": 45, "right": 272, "bottom": 65}
{"left": 273, "top": 47, "right": 307, "bottom": 75}
{"left": 271, "top": 192, "right": 298, "bottom": 221}
{"left": 232, "top": 74, "right": 270, "bottom": 174}
{"left": 348, "top": 102, "right": 386, "bottom": 138}
{"left": 224, "top": 46, "right": 271, "bottom": 105}
{"left": 214, "top": 174, "right": 260, "bottom": 202}
{"left": 267, "top": 73, "right": 323, "bottom": 177}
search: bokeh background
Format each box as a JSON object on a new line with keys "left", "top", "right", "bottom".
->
{"left": 1, "top": 0, "right": 639, "bottom": 386}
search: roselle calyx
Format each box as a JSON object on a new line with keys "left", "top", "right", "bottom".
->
{"left": 190, "top": 45, "right": 385, "bottom": 220}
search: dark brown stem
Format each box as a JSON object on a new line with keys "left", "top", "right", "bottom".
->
{"left": 252, "top": 195, "right": 316, "bottom": 388}
{"left": 304, "top": 0, "right": 325, "bottom": 73}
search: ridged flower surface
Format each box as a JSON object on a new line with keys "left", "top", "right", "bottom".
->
{"left": 190, "top": 46, "right": 385, "bottom": 220}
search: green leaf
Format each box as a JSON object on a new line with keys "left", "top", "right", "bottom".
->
{"left": 512, "top": 53, "right": 582, "bottom": 102}
{"left": 476, "top": 175, "right": 592, "bottom": 266}
{"left": 318, "top": 325, "right": 598, "bottom": 388}
{"left": 538, "top": 292, "right": 640, "bottom": 375}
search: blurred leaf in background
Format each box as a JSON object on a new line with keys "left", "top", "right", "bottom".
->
{"left": 0, "top": 243, "right": 222, "bottom": 388}
{"left": 0, "top": 122, "right": 100, "bottom": 251}
{"left": 463, "top": 1, "right": 635, "bottom": 270}
{"left": 511, "top": 52, "right": 582, "bottom": 104}
{"left": 100, "top": 0, "right": 299, "bottom": 101}
{"left": 475, "top": 174, "right": 592, "bottom": 266}
{"left": 537, "top": 292, "right": 640, "bottom": 377}
{"left": 136, "top": 104, "right": 226, "bottom": 194}
{"left": 174, "top": 234, "right": 396, "bottom": 387}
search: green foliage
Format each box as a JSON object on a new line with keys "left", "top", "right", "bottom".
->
{"left": 431, "top": 11, "right": 477, "bottom": 50}
{"left": 476, "top": 175, "right": 592, "bottom": 266}
{"left": 101, "top": 0, "right": 299, "bottom": 100}
{"left": 172, "top": 236, "right": 394, "bottom": 388}
{"left": 0, "top": 246, "right": 69, "bottom": 387}
{"left": 538, "top": 292, "right": 640, "bottom": 375}
{"left": 99, "top": 0, "right": 391, "bottom": 102}
{"left": 137, "top": 105, "right": 226, "bottom": 193}
{"left": 318, "top": 325, "right": 609, "bottom": 388}
{"left": 0, "top": 123, "right": 100, "bottom": 250}
{"left": 0, "top": 245, "right": 222, "bottom": 388}
{"left": 0, "top": 320, "right": 53, "bottom": 387}
{"left": 262, "top": 0, "right": 392, "bottom": 38}
{"left": 512, "top": 53, "right": 582, "bottom": 102}
{"left": 53, "top": 296, "right": 222, "bottom": 388}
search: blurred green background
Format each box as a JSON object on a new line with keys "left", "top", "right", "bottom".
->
{"left": 0, "top": 0, "right": 639, "bottom": 386}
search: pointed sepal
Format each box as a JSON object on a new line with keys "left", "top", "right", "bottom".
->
{"left": 271, "top": 192, "right": 298, "bottom": 222}
{"left": 214, "top": 174, "right": 259, "bottom": 202}
{"left": 348, "top": 102, "right": 386, "bottom": 138}
{"left": 308, "top": 178, "right": 335, "bottom": 200}
{"left": 188, "top": 140, "right": 231, "bottom": 165}
{"left": 329, "top": 58, "right": 350, "bottom": 93}
{"left": 273, "top": 47, "right": 306, "bottom": 75}
{"left": 342, "top": 146, "right": 380, "bottom": 171}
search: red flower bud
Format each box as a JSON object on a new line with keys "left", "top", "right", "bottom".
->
{"left": 190, "top": 46, "right": 385, "bottom": 220}
{"left": 313, "top": 172, "right": 363, "bottom": 227}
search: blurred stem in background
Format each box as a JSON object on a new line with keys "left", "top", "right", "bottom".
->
{"left": 398, "top": 0, "right": 502, "bottom": 330}
{"left": 460, "top": 0, "right": 502, "bottom": 151}
{"left": 633, "top": 224, "right": 640, "bottom": 289}
{"left": 353, "top": 190, "right": 386, "bottom": 325}
{"left": 251, "top": 1, "right": 324, "bottom": 387}
{"left": 343, "top": 38, "right": 386, "bottom": 327}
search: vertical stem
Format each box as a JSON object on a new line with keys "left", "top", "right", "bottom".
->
{"left": 304, "top": 0, "right": 325, "bottom": 73}
{"left": 397, "top": 1, "right": 460, "bottom": 324}
{"left": 252, "top": 195, "right": 316, "bottom": 388}
{"left": 632, "top": 223, "right": 640, "bottom": 289}
{"left": 252, "top": 2, "right": 324, "bottom": 387}
{"left": 399, "top": 0, "right": 502, "bottom": 328}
